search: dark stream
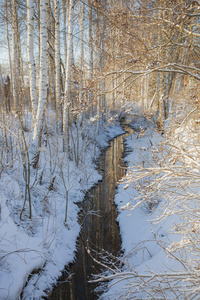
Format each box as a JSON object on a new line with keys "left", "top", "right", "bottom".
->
{"left": 47, "top": 124, "right": 134, "bottom": 300}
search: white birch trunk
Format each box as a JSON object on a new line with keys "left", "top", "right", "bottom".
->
{"left": 94, "top": 10, "right": 100, "bottom": 132}
{"left": 27, "top": 0, "right": 37, "bottom": 124}
{"left": 47, "top": 0, "right": 55, "bottom": 107}
{"left": 33, "top": 0, "right": 48, "bottom": 155}
{"left": 37, "top": 0, "right": 41, "bottom": 63}
{"left": 144, "top": 73, "right": 149, "bottom": 112}
{"left": 11, "top": 0, "right": 19, "bottom": 112}
{"left": 88, "top": 3, "right": 93, "bottom": 111}
{"left": 54, "top": 0, "right": 61, "bottom": 124}
{"left": 101, "top": 19, "right": 106, "bottom": 120}
{"left": 79, "top": 0, "right": 84, "bottom": 102}
{"left": 5, "top": 1, "right": 12, "bottom": 84}
{"left": 63, "top": 0, "right": 74, "bottom": 151}
{"left": 61, "top": 0, "right": 67, "bottom": 69}
{"left": 88, "top": 4, "right": 93, "bottom": 81}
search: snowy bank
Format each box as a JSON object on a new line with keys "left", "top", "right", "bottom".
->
{"left": 101, "top": 116, "right": 195, "bottom": 299}
{"left": 0, "top": 115, "right": 124, "bottom": 300}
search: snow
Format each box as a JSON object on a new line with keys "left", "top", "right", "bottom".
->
{"left": 0, "top": 193, "right": 45, "bottom": 299}
{"left": 0, "top": 112, "right": 124, "bottom": 299}
{"left": 101, "top": 116, "right": 191, "bottom": 299}
{"left": 2, "top": 109, "right": 198, "bottom": 299}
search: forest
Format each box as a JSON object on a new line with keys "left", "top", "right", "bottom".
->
{"left": 0, "top": 0, "right": 200, "bottom": 299}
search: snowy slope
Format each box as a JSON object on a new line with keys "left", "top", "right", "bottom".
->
{"left": 101, "top": 117, "right": 191, "bottom": 299}
{"left": 0, "top": 117, "right": 124, "bottom": 300}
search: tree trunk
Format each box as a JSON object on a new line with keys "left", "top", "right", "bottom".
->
{"left": 32, "top": 0, "right": 48, "bottom": 167}
{"left": 11, "top": 0, "right": 19, "bottom": 113}
{"left": 61, "top": 0, "right": 67, "bottom": 69}
{"left": 5, "top": 1, "right": 12, "bottom": 84}
{"left": 55, "top": 0, "right": 61, "bottom": 127}
{"left": 63, "top": 0, "right": 74, "bottom": 152}
{"left": 88, "top": 2, "right": 93, "bottom": 111}
{"left": 79, "top": 0, "right": 84, "bottom": 102}
{"left": 27, "top": 0, "right": 37, "bottom": 124}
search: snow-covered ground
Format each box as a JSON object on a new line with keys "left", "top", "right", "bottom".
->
{"left": 2, "top": 110, "right": 199, "bottom": 299}
{"left": 0, "top": 112, "right": 124, "bottom": 300}
{"left": 101, "top": 115, "right": 199, "bottom": 299}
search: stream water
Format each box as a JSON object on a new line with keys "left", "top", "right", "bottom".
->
{"left": 47, "top": 124, "right": 134, "bottom": 300}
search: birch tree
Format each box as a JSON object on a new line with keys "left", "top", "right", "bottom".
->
{"left": 63, "top": 0, "right": 74, "bottom": 152}
{"left": 88, "top": 2, "right": 93, "bottom": 80}
{"left": 61, "top": 0, "right": 67, "bottom": 71}
{"left": 27, "top": 0, "right": 37, "bottom": 124}
{"left": 88, "top": 1, "right": 94, "bottom": 109}
{"left": 79, "top": 0, "right": 85, "bottom": 102}
{"left": 11, "top": 0, "right": 19, "bottom": 113}
{"left": 4, "top": 0, "right": 12, "bottom": 99}
{"left": 33, "top": 0, "right": 48, "bottom": 167}
{"left": 54, "top": 0, "right": 61, "bottom": 125}
{"left": 47, "top": 0, "right": 56, "bottom": 108}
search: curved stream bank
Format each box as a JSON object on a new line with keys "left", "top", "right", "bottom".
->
{"left": 46, "top": 124, "right": 134, "bottom": 300}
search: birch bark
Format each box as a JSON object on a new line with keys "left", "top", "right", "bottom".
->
{"left": 79, "top": 0, "right": 84, "bottom": 102}
{"left": 101, "top": 18, "right": 106, "bottom": 120}
{"left": 88, "top": 3, "right": 93, "bottom": 81}
{"left": 5, "top": 1, "right": 12, "bottom": 86}
{"left": 63, "top": 0, "right": 74, "bottom": 151}
{"left": 88, "top": 2, "right": 93, "bottom": 110}
{"left": 33, "top": 0, "right": 48, "bottom": 166}
{"left": 11, "top": 0, "right": 19, "bottom": 113}
{"left": 27, "top": 0, "right": 37, "bottom": 124}
{"left": 61, "top": 0, "right": 67, "bottom": 69}
{"left": 54, "top": 0, "right": 61, "bottom": 124}
{"left": 94, "top": 10, "right": 100, "bottom": 132}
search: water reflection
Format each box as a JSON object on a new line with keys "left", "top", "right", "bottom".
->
{"left": 47, "top": 125, "right": 134, "bottom": 300}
